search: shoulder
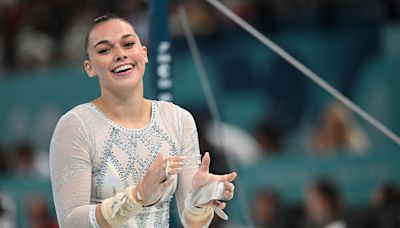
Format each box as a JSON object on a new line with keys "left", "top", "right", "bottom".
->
{"left": 154, "top": 100, "right": 194, "bottom": 121}
{"left": 68, "top": 103, "right": 95, "bottom": 117}
{"left": 55, "top": 103, "right": 94, "bottom": 130}
{"left": 153, "top": 100, "right": 197, "bottom": 135}
{"left": 50, "top": 104, "right": 93, "bottom": 149}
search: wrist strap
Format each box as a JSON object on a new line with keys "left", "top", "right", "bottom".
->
{"left": 183, "top": 206, "right": 214, "bottom": 223}
{"left": 185, "top": 182, "right": 232, "bottom": 221}
{"left": 100, "top": 186, "right": 143, "bottom": 227}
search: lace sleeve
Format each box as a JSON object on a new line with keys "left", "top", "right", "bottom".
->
{"left": 174, "top": 108, "right": 204, "bottom": 226}
{"left": 50, "top": 112, "right": 94, "bottom": 227}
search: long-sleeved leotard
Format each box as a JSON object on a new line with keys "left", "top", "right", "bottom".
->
{"left": 50, "top": 101, "right": 202, "bottom": 227}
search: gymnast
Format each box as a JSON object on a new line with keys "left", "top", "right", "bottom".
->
{"left": 49, "top": 13, "right": 236, "bottom": 228}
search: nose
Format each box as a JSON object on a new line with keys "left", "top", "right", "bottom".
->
{"left": 113, "top": 47, "right": 127, "bottom": 62}
{"left": 114, "top": 54, "right": 127, "bottom": 62}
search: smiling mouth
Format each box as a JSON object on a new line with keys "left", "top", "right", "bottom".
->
{"left": 111, "top": 64, "right": 135, "bottom": 73}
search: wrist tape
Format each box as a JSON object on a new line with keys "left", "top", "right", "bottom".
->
{"left": 185, "top": 181, "right": 233, "bottom": 221}
{"left": 101, "top": 186, "right": 142, "bottom": 227}
{"left": 183, "top": 206, "right": 214, "bottom": 223}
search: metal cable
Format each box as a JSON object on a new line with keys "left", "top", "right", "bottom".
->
{"left": 205, "top": 0, "right": 400, "bottom": 146}
{"left": 178, "top": 4, "right": 255, "bottom": 227}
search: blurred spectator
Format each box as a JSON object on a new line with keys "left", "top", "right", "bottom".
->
{"left": 0, "top": 143, "right": 11, "bottom": 175}
{"left": 302, "top": 179, "right": 347, "bottom": 228}
{"left": 369, "top": 183, "right": 400, "bottom": 228}
{"left": 17, "top": 0, "right": 74, "bottom": 66}
{"left": 0, "top": 0, "right": 25, "bottom": 69}
{"left": 170, "top": 0, "right": 220, "bottom": 37}
{"left": 0, "top": 191, "right": 16, "bottom": 228}
{"left": 217, "top": 0, "right": 257, "bottom": 32}
{"left": 61, "top": 5, "right": 98, "bottom": 65}
{"left": 15, "top": 27, "right": 55, "bottom": 69}
{"left": 0, "top": 32, "right": 3, "bottom": 73}
{"left": 253, "top": 119, "right": 285, "bottom": 156}
{"left": 25, "top": 193, "right": 57, "bottom": 228}
{"left": 310, "top": 101, "right": 369, "bottom": 154}
{"left": 371, "top": 183, "right": 400, "bottom": 208}
{"left": 190, "top": 107, "right": 261, "bottom": 169}
{"left": 220, "top": 0, "right": 257, "bottom": 25}
{"left": 205, "top": 121, "right": 262, "bottom": 166}
{"left": 12, "top": 141, "right": 35, "bottom": 176}
{"left": 11, "top": 140, "right": 48, "bottom": 177}
{"left": 193, "top": 113, "right": 230, "bottom": 175}
{"left": 252, "top": 189, "right": 285, "bottom": 228}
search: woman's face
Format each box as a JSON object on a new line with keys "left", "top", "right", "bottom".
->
{"left": 84, "top": 19, "right": 148, "bottom": 95}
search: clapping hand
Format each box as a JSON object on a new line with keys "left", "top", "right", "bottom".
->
{"left": 136, "top": 152, "right": 186, "bottom": 206}
{"left": 190, "top": 152, "right": 236, "bottom": 210}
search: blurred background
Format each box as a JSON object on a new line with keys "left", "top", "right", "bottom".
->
{"left": 1, "top": 0, "right": 400, "bottom": 227}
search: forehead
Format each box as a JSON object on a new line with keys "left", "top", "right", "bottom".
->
{"left": 89, "top": 19, "right": 137, "bottom": 44}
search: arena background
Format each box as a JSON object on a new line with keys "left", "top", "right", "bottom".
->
{"left": 0, "top": 0, "right": 400, "bottom": 227}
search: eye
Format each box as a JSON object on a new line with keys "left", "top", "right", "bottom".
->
{"left": 124, "top": 42, "right": 135, "bottom": 48}
{"left": 97, "top": 48, "right": 110, "bottom": 55}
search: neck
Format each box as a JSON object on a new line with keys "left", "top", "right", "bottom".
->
{"left": 94, "top": 81, "right": 151, "bottom": 128}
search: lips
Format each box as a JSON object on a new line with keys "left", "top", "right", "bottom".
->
{"left": 111, "top": 64, "right": 135, "bottom": 74}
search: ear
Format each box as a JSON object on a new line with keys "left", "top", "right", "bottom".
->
{"left": 84, "top": 60, "right": 97, "bottom": 78}
{"left": 142, "top": 46, "right": 148, "bottom": 63}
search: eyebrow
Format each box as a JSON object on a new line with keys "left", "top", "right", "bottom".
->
{"left": 93, "top": 34, "right": 137, "bottom": 48}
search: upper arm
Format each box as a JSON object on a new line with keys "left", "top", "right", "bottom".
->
{"left": 50, "top": 112, "right": 93, "bottom": 227}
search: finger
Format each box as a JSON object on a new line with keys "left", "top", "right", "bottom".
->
{"left": 168, "top": 161, "right": 184, "bottom": 169}
{"left": 223, "top": 182, "right": 235, "bottom": 200}
{"left": 164, "top": 160, "right": 184, "bottom": 179}
{"left": 153, "top": 152, "right": 166, "bottom": 177}
{"left": 165, "top": 162, "right": 170, "bottom": 180}
{"left": 169, "top": 167, "right": 183, "bottom": 175}
{"left": 155, "top": 151, "right": 164, "bottom": 166}
{"left": 219, "top": 172, "right": 237, "bottom": 182}
{"left": 199, "top": 152, "right": 211, "bottom": 173}
{"left": 224, "top": 182, "right": 235, "bottom": 192}
{"left": 222, "top": 182, "right": 234, "bottom": 200}
{"left": 169, "top": 156, "right": 187, "bottom": 163}
{"left": 212, "top": 200, "right": 226, "bottom": 209}
{"left": 224, "top": 190, "right": 230, "bottom": 198}
{"left": 224, "top": 190, "right": 234, "bottom": 200}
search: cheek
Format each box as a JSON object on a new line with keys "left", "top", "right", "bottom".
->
{"left": 131, "top": 48, "right": 147, "bottom": 62}
{"left": 93, "top": 59, "right": 110, "bottom": 73}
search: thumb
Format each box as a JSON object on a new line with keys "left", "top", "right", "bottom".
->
{"left": 154, "top": 151, "right": 164, "bottom": 165}
{"left": 162, "top": 177, "right": 174, "bottom": 190}
{"left": 199, "top": 152, "right": 211, "bottom": 173}
{"left": 225, "top": 172, "right": 237, "bottom": 182}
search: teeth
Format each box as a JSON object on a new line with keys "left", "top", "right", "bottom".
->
{"left": 113, "top": 64, "right": 133, "bottom": 73}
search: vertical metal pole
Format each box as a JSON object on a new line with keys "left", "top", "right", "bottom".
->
{"left": 149, "top": 0, "right": 173, "bottom": 101}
